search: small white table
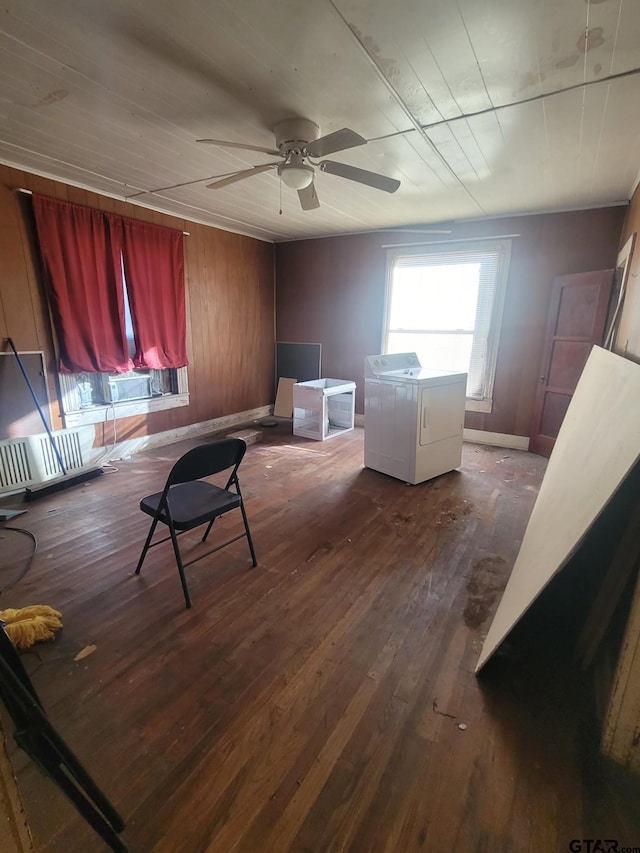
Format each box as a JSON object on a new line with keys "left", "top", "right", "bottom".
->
{"left": 293, "top": 378, "right": 356, "bottom": 441}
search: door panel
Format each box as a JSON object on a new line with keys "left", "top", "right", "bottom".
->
{"left": 547, "top": 340, "right": 592, "bottom": 388}
{"left": 539, "top": 391, "right": 571, "bottom": 438}
{"left": 419, "top": 383, "right": 464, "bottom": 446}
{"left": 530, "top": 270, "right": 613, "bottom": 457}
{"left": 556, "top": 281, "right": 603, "bottom": 337}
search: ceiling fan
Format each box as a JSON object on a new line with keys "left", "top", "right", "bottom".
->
{"left": 196, "top": 118, "right": 400, "bottom": 210}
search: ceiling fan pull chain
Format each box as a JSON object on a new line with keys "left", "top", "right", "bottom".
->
{"left": 279, "top": 175, "right": 283, "bottom": 215}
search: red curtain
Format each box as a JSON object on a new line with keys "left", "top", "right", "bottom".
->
{"left": 122, "top": 219, "right": 188, "bottom": 369}
{"left": 32, "top": 195, "right": 188, "bottom": 374}
{"left": 32, "top": 195, "right": 130, "bottom": 374}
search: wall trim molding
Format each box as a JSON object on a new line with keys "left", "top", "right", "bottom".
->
{"left": 89, "top": 413, "right": 529, "bottom": 463}
{"left": 462, "top": 428, "right": 530, "bottom": 451}
{"left": 91, "top": 405, "right": 273, "bottom": 464}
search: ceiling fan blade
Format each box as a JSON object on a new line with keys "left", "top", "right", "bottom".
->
{"left": 320, "top": 160, "right": 400, "bottom": 193}
{"left": 298, "top": 182, "right": 320, "bottom": 211}
{"left": 306, "top": 128, "right": 367, "bottom": 158}
{"left": 196, "top": 139, "right": 280, "bottom": 156}
{"left": 206, "top": 163, "right": 278, "bottom": 189}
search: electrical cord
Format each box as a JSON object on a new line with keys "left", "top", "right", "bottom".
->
{"left": 108, "top": 400, "right": 117, "bottom": 448}
{"left": 105, "top": 400, "right": 117, "bottom": 458}
{"left": 100, "top": 401, "right": 120, "bottom": 472}
{"left": 0, "top": 525, "right": 37, "bottom": 594}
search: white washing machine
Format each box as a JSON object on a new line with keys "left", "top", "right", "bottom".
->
{"left": 364, "top": 353, "right": 467, "bottom": 484}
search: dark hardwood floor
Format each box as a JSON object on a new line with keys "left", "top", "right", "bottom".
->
{"left": 1, "top": 425, "right": 639, "bottom": 852}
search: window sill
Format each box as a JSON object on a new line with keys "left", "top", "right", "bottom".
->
{"left": 466, "top": 398, "right": 493, "bottom": 413}
{"left": 62, "top": 392, "right": 190, "bottom": 428}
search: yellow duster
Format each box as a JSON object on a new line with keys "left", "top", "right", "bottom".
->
{"left": 0, "top": 605, "right": 63, "bottom": 649}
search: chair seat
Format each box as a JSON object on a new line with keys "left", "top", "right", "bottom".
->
{"left": 140, "top": 481, "right": 241, "bottom": 530}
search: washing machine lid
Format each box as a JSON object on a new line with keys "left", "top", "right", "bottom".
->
{"left": 365, "top": 353, "right": 466, "bottom": 383}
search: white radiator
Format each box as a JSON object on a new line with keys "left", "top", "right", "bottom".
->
{"left": 0, "top": 426, "right": 95, "bottom": 493}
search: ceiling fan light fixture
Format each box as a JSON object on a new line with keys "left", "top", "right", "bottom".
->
{"left": 278, "top": 162, "right": 315, "bottom": 190}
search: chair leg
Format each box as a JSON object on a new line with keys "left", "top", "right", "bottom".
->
{"left": 240, "top": 501, "right": 257, "bottom": 567}
{"left": 167, "top": 523, "right": 192, "bottom": 609}
{"left": 135, "top": 517, "right": 159, "bottom": 575}
{"left": 202, "top": 516, "right": 216, "bottom": 543}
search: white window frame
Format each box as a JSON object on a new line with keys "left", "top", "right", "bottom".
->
{"left": 59, "top": 367, "right": 189, "bottom": 428}
{"left": 383, "top": 239, "right": 511, "bottom": 413}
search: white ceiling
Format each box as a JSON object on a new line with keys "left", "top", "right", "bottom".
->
{"left": 1, "top": 0, "right": 639, "bottom": 242}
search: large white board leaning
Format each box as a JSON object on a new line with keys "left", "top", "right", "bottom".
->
{"left": 476, "top": 346, "right": 640, "bottom": 672}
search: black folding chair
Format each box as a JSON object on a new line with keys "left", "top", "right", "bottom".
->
{"left": 0, "top": 626, "right": 127, "bottom": 851}
{"left": 135, "top": 438, "right": 257, "bottom": 608}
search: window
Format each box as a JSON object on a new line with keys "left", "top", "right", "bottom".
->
{"left": 57, "top": 261, "right": 188, "bottom": 426}
{"left": 31, "top": 194, "right": 189, "bottom": 426}
{"left": 383, "top": 239, "right": 511, "bottom": 412}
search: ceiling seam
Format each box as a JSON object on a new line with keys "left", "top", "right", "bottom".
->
{"left": 362, "top": 64, "right": 640, "bottom": 145}
{"left": 329, "top": 0, "right": 487, "bottom": 215}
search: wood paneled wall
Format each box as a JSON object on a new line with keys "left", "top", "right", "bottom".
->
{"left": 0, "top": 166, "right": 275, "bottom": 444}
{"left": 617, "top": 186, "right": 640, "bottom": 362}
{"left": 276, "top": 207, "right": 626, "bottom": 436}
{"left": 1, "top": 163, "right": 628, "bottom": 445}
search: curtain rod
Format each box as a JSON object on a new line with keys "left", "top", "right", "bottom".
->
{"left": 381, "top": 233, "right": 520, "bottom": 249}
{"left": 14, "top": 188, "right": 190, "bottom": 236}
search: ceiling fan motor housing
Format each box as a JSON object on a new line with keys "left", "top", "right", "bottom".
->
{"left": 274, "top": 118, "right": 320, "bottom": 154}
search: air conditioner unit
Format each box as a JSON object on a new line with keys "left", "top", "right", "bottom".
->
{"left": 107, "top": 374, "right": 152, "bottom": 403}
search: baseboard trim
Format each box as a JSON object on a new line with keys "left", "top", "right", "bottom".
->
{"left": 91, "top": 405, "right": 273, "bottom": 464}
{"left": 463, "top": 429, "right": 530, "bottom": 451}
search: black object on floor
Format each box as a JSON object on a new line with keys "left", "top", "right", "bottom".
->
{"left": 0, "top": 626, "right": 127, "bottom": 851}
{"left": 24, "top": 466, "right": 104, "bottom": 501}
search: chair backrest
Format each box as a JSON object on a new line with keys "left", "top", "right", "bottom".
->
{"left": 166, "top": 438, "right": 247, "bottom": 488}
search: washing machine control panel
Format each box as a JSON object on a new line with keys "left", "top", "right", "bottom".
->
{"left": 365, "top": 352, "right": 420, "bottom": 377}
